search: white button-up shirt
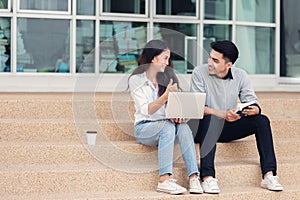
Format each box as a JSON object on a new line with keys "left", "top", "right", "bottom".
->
{"left": 129, "top": 72, "right": 167, "bottom": 124}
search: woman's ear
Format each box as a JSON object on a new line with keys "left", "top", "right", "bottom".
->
{"left": 151, "top": 56, "right": 157, "bottom": 64}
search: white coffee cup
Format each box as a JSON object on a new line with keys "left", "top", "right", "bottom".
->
{"left": 86, "top": 131, "right": 97, "bottom": 145}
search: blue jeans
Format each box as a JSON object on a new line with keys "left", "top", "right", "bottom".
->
{"left": 134, "top": 119, "right": 199, "bottom": 177}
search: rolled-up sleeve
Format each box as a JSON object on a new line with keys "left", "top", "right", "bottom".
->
{"left": 129, "top": 75, "right": 150, "bottom": 116}
{"left": 239, "top": 70, "right": 258, "bottom": 104}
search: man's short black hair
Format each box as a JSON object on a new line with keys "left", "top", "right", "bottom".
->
{"left": 210, "top": 40, "right": 239, "bottom": 64}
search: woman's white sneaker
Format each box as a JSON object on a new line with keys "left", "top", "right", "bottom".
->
{"left": 201, "top": 177, "right": 220, "bottom": 194}
{"left": 189, "top": 177, "right": 203, "bottom": 194}
{"left": 261, "top": 175, "right": 283, "bottom": 191}
{"left": 157, "top": 179, "right": 187, "bottom": 195}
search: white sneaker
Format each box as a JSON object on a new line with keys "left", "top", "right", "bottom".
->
{"left": 261, "top": 175, "right": 283, "bottom": 191}
{"left": 201, "top": 177, "right": 220, "bottom": 194}
{"left": 157, "top": 179, "right": 187, "bottom": 195}
{"left": 189, "top": 177, "right": 203, "bottom": 194}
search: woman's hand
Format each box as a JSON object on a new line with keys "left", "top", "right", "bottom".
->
{"left": 170, "top": 118, "right": 188, "bottom": 124}
{"left": 166, "top": 79, "right": 178, "bottom": 93}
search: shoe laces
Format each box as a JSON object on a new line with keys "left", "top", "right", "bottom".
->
{"left": 168, "top": 178, "right": 177, "bottom": 183}
{"left": 205, "top": 178, "right": 218, "bottom": 187}
{"left": 267, "top": 175, "right": 280, "bottom": 185}
{"left": 190, "top": 177, "right": 201, "bottom": 187}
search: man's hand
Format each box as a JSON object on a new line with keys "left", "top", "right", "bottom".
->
{"left": 241, "top": 105, "right": 259, "bottom": 116}
{"left": 226, "top": 109, "right": 241, "bottom": 122}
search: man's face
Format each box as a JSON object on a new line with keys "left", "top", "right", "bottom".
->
{"left": 207, "top": 49, "right": 232, "bottom": 78}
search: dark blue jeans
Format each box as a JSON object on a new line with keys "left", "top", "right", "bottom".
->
{"left": 193, "top": 114, "right": 277, "bottom": 179}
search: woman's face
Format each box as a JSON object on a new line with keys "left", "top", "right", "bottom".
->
{"left": 151, "top": 49, "right": 171, "bottom": 72}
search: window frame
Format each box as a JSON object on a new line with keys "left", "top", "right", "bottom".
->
{"left": 0, "top": 0, "right": 11, "bottom": 12}
{"left": 153, "top": 0, "right": 199, "bottom": 20}
{"left": 17, "top": 0, "right": 71, "bottom": 15}
{"left": 100, "top": 0, "right": 148, "bottom": 18}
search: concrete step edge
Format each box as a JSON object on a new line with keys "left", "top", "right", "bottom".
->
{"left": 2, "top": 185, "right": 299, "bottom": 200}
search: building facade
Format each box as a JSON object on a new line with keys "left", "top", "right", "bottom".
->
{"left": 0, "top": 0, "right": 299, "bottom": 92}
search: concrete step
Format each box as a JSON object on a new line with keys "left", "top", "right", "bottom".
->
{"left": 3, "top": 185, "right": 300, "bottom": 200}
{"left": 0, "top": 157, "right": 299, "bottom": 196}
{"left": 1, "top": 117, "right": 299, "bottom": 143}
{"left": 0, "top": 92, "right": 299, "bottom": 199}
{"left": 0, "top": 92, "right": 299, "bottom": 120}
{"left": 0, "top": 119, "right": 79, "bottom": 143}
{"left": 1, "top": 136, "right": 299, "bottom": 165}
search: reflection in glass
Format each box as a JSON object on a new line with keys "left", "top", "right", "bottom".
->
{"left": 236, "top": 26, "right": 275, "bottom": 74}
{"left": 236, "top": 0, "right": 274, "bottom": 23}
{"left": 103, "top": 0, "right": 145, "bottom": 14}
{"left": 154, "top": 23, "right": 197, "bottom": 73}
{"left": 156, "top": 0, "right": 196, "bottom": 16}
{"left": 77, "top": 0, "right": 95, "bottom": 15}
{"left": 0, "top": 17, "right": 11, "bottom": 72}
{"left": 204, "top": 0, "right": 232, "bottom": 20}
{"left": 76, "top": 20, "right": 95, "bottom": 73}
{"left": 203, "top": 24, "right": 231, "bottom": 62}
{"left": 17, "top": 18, "right": 70, "bottom": 73}
{"left": 99, "top": 21, "right": 147, "bottom": 73}
{"left": 0, "top": 0, "right": 8, "bottom": 9}
{"left": 19, "top": 0, "right": 68, "bottom": 12}
{"left": 280, "top": 0, "right": 300, "bottom": 78}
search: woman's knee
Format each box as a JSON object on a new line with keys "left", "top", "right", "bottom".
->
{"left": 160, "top": 120, "right": 176, "bottom": 140}
{"left": 176, "top": 123, "right": 193, "bottom": 139}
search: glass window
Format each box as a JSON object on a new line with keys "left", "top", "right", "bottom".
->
{"left": 17, "top": 18, "right": 70, "bottom": 73}
{"left": 0, "top": 0, "right": 9, "bottom": 9}
{"left": 204, "top": 0, "right": 232, "bottom": 20}
{"left": 280, "top": 0, "right": 300, "bottom": 78}
{"left": 77, "top": 0, "right": 95, "bottom": 15}
{"left": 156, "top": 0, "right": 196, "bottom": 16}
{"left": 76, "top": 20, "right": 95, "bottom": 73}
{"left": 203, "top": 24, "right": 231, "bottom": 62}
{"left": 0, "top": 17, "right": 11, "bottom": 72}
{"left": 99, "top": 21, "right": 147, "bottom": 73}
{"left": 103, "top": 0, "right": 145, "bottom": 15}
{"left": 154, "top": 23, "right": 197, "bottom": 73}
{"left": 19, "top": 0, "right": 69, "bottom": 12}
{"left": 235, "top": 26, "right": 275, "bottom": 74}
{"left": 236, "top": 0, "right": 275, "bottom": 23}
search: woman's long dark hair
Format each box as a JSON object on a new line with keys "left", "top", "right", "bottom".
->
{"left": 128, "top": 39, "right": 179, "bottom": 97}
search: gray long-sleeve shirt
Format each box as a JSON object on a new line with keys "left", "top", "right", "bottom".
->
{"left": 190, "top": 64, "right": 258, "bottom": 111}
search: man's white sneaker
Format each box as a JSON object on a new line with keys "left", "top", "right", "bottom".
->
{"left": 261, "top": 175, "right": 283, "bottom": 191}
{"left": 189, "top": 177, "right": 203, "bottom": 194}
{"left": 201, "top": 177, "right": 220, "bottom": 194}
{"left": 157, "top": 179, "right": 187, "bottom": 195}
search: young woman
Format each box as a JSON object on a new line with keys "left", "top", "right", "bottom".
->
{"left": 128, "top": 40, "right": 203, "bottom": 195}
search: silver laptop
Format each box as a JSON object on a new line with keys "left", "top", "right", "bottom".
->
{"left": 165, "top": 92, "right": 206, "bottom": 119}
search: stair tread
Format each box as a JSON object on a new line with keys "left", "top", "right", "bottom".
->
{"left": 1, "top": 156, "right": 299, "bottom": 172}
{"left": 0, "top": 91, "right": 299, "bottom": 100}
{"left": 3, "top": 185, "right": 299, "bottom": 200}
{"left": 2, "top": 135, "right": 300, "bottom": 146}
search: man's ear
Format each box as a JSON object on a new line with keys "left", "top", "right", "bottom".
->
{"left": 226, "top": 61, "right": 233, "bottom": 68}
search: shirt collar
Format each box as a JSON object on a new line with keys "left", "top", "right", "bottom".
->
{"left": 222, "top": 68, "right": 233, "bottom": 80}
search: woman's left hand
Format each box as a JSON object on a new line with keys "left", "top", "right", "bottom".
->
{"left": 170, "top": 118, "right": 189, "bottom": 123}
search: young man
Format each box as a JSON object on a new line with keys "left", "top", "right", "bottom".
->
{"left": 190, "top": 40, "right": 283, "bottom": 194}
